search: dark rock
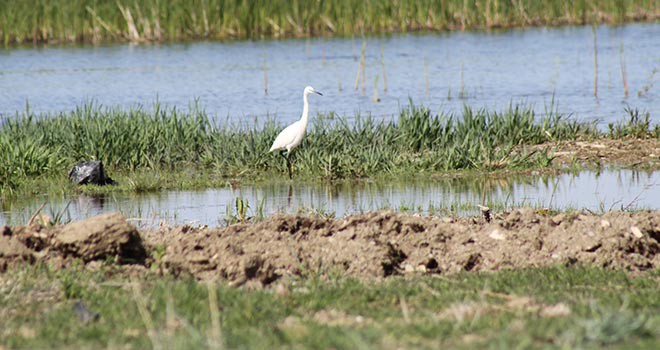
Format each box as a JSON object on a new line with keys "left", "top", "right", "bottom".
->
{"left": 68, "top": 161, "right": 115, "bottom": 186}
{"left": 73, "top": 301, "right": 100, "bottom": 324}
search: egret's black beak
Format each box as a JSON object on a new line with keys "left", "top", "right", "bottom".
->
{"left": 314, "top": 91, "right": 323, "bottom": 96}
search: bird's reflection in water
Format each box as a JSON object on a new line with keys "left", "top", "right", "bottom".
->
{"left": 75, "top": 194, "right": 107, "bottom": 215}
{"left": 287, "top": 184, "right": 294, "bottom": 207}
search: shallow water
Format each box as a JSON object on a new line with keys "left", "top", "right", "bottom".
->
{"left": 1, "top": 169, "right": 656, "bottom": 227}
{"left": 1, "top": 23, "right": 658, "bottom": 125}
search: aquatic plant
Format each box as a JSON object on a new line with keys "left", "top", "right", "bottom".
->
{"left": 3, "top": 100, "right": 645, "bottom": 195}
{"left": 1, "top": 0, "right": 657, "bottom": 45}
{"left": 608, "top": 107, "right": 658, "bottom": 139}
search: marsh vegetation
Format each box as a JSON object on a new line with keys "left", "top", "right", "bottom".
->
{"left": 2, "top": 102, "right": 656, "bottom": 196}
{"left": 2, "top": 0, "right": 658, "bottom": 45}
{"left": 1, "top": 3, "right": 658, "bottom": 349}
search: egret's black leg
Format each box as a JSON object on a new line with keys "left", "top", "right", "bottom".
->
{"left": 286, "top": 153, "right": 293, "bottom": 179}
{"left": 279, "top": 150, "right": 293, "bottom": 179}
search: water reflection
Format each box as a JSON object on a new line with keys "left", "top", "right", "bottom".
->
{"left": 0, "top": 169, "right": 656, "bottom": 227}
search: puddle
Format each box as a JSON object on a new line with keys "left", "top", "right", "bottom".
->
{"left": 0, "top": 169, "right": 656, "bottom": 227}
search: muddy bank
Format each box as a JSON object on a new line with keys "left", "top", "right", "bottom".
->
{"left": 1, "top": 209, "right": 658, "bottom": 285}
{"left": 537, "top": 138, "right": 659, "bottom": 168}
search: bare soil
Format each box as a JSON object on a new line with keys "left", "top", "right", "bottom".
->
{"left": 533, "top": 138, "right": 660, "bottom": 168}
{"left": 1, "top": 209, "right": 658, "bottom": 285}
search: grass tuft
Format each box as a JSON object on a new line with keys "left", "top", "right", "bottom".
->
{"left": 1, "top": 101, "right": 655, "bottom": 196}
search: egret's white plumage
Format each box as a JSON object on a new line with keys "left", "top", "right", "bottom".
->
{"left": 269, "top": 86, "right": 322, "bottom": 178}
{"left": 269, "top": 86, "right": 322, "bottom": 154}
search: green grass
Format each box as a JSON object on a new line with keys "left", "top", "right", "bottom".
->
{"left": 608, "top": 107, "right": 660, "bottom": 139}
{"left": 1, "top": 0, "right": 658, "bottom": 45}
{"left": 0, "top": 265, "right": 658, "bottom": 349}
{"left": 1, "top": 101, "right": 657, "bottom": 197}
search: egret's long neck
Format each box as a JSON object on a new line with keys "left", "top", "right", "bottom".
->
{"left": 300, "top": 92, "right": 310, "bottom": 125}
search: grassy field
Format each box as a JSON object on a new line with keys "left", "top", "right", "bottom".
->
{"left": 0, "top": 265, "right": 657, "bottom": 349}
{"left": 1, "top": 102, "right": 657, "bottom": 197}
{"left": 1, "top": 0, "right": 658, "bottom": 45}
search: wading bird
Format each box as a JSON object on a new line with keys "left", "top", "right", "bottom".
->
{"left": 269, "top": 86, "right": 323, "bottom": 179}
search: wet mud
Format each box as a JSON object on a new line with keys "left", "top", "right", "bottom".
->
{"left": 541, "top": 138, "right": 659, "bottom": 168}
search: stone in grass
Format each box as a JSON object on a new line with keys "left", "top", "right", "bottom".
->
{"left": 73, "top": 301, "right": 100, "bottom": 324}
{"left": 68, "top": 160, "right": 115, "bottom": 186}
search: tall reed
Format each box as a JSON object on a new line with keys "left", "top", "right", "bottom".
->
{"left": 619, "top": 43, "right": 629, "bottom": 99}
{"left": 592, "top": 25, "right": 598, "bottom": 98}
{"left": 1, "top": 0, "right": 657, "bottom": 45}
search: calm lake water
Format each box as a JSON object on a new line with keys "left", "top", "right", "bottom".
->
{"left": 1, "top": 169, "right": 657, "bottom": 227}
{"left": 1, "top": 23, "right": 658, "bottom": 125}
{"left": 0, "top": 24, "right": 658, "bottom": 225}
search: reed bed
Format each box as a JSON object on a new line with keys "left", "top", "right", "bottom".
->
{"left": 5, "top": 101, "right": 655, "bottom": 195}
{"left": 1, "top": 0, "right": 658, "bottom": 45}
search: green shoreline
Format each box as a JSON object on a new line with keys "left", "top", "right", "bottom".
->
{"left": 2, "top": 0, "right": 658, "bottom": 46}
{"left": 1, "top": 265, "right": 658, "bottom": 349}
{"left": 1, "top": 102, "right": 657, "bottom": 198}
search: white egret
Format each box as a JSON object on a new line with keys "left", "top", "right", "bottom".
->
{"left": 269, "top": 86, "right": 323, "bottom": 179}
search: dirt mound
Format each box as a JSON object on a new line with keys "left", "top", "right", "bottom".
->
{"left": 2, "top": 209, "right": 658, "bottom": 284}
{"left": 1, "top": 213, "right": 146, "bottom": 272}
{"left": 145, "top": 209, "right": 658, "bottom": 283}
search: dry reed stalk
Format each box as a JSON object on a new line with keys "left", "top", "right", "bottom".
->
{"left": 619, "top": 43, "right": 629, "bottom": 99}
{"left": 117, "top": 3, "right": 140, "bottom": 42}
{"left": 424, "top": 57, "right": 430, "bottom": 96}
{"left": 360, "top": 40, "right": 366, "bottom": 94}
{"left": 461, "top": 0, "right": 468, "bottom": 30}
{"left": 131, "top": 280, "right": 162, "bottom": 350}
{"left": 486, "top": 0, "right": 492, "bottom": 27}
{"left": 355, "top": 40, "right": 366, "bottom": 92}
{"left": 202, "top": 0, "right": 210, "bottom": 36}
{"left": 134, "top": 4, "right": 152, "bottom": 40}
{"left": 592, "top": 25, "right": 598, "bottom": 98}
{"left": 516, "top": 0, "right": 529, "bottom": 24}
{"left": 381, "top": 46, "right": 388, "bottom": 93}
{"left": 459, "top": 61, "right": 466, "bottom": 99}
{"left": 354, "top": 56, "right": 361, "bottom": 91}
{"left": 151, "top": 6, "right": 162, "bottom": 40}
{"left": 165, "top": 289, "right": 177, "bottom": 335}
{"left": 207, "top": 282, "right": 223, "bottom": 349}
{"left": 399, "top": 296, "right": 411, "bottom": 324}
{"left": 86, "top": 7, "right": 119, "bottom": 39}
{"left": 263, "top": 50, "right": 268, "bottom": 95}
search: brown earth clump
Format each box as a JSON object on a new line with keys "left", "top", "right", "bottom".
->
{"left": 1, "top": 209, "right": 658, "bottom": 285}
{"left": 1, "top": 213, "right": 146, "bottom": 272}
